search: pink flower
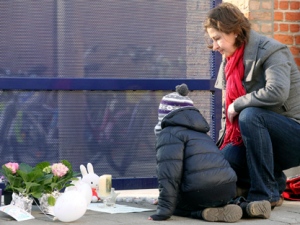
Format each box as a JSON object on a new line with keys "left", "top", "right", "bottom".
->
{"left": 5, "top": 162, "right": 19, "bottom": 174}
{"left": 51, "top": 163, "right": 69, "bottom": 177}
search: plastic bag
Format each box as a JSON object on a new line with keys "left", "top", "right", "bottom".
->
{"left": 282, "top": 174, "right": 300, "bottom": 201}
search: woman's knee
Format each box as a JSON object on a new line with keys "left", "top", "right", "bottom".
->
{"left": 222, "top": 144, "right": 246, "bottom": 168}
{"left": 238, "top": 107, "right": 259, "bottom": 123}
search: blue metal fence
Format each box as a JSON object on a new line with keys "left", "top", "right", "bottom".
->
{"left": 0, "top": 0, "right": 222, "bottom": 191}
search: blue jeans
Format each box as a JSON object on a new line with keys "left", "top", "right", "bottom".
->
{"left": 222, "top": 107, "right": 300, "bottom": 203}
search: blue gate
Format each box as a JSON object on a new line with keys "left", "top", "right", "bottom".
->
{"left": 0, "top": 0, "right": 221, "bottom": 190}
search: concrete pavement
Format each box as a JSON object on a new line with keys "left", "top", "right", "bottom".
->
{"left": 1, "top": 188, "right": 300, "bottom": 225}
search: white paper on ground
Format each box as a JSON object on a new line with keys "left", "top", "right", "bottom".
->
{"left": 87, "top": 203, "right": 155, "bottom": 214}
{"left": 0, "top": 205, "right": 35, "bottom": 221}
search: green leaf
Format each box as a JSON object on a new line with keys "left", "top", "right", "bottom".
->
{"left": 18, "top": 163, "right": 33, "bottom": 173}
{"left": 14, "top": 187, "right": 27, "bottom": 194}
{"left": 35, "top": 161, "right": 50, "bottom": 170}
{"left": 31, "top": 189, "right": 43, "bottom": 199}
{"left": 48, "top": 195, "right": 56, "bottom": 206}
{"left": 40, "top": 174, "right": 54, "bottom": 184}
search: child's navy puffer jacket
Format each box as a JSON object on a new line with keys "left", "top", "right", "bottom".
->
{"left": 155, "top": 106, "right": 237, "bottom": 219}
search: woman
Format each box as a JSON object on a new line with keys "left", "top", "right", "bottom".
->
{"left": 204, "top": 2, "right": 300, "bottom": 215}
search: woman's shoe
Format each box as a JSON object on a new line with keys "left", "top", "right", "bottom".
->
{"left": 245, "top": 200, "right": 271, "bottom": 219}
{"left": 271, "top": 196, "right": 284, "bottom": 209}
{"left": 230, "top": 196, "right": 271, "bottom": 219}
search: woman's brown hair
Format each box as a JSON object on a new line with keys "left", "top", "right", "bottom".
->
{"left": 204, "top": 2, "right": 251, "bottom": 49}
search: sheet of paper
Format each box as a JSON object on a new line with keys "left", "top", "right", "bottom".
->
{"left": 0, "top": 205, "right": 35, "bottom": 221}
{"left": 87, "top": 203, "right": 155, "bottom": 214}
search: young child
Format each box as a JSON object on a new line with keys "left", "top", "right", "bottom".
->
{"left": 149, "top": 83, "right": 270, "bottom": 222}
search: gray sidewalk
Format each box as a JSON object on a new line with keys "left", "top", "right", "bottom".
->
{"left": 1, "top": 189, "right": 300, "bottom": 225}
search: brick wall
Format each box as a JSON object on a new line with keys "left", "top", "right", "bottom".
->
{"left": 274, "top": 0, "right": 300, "bottom": 69}
{"left": 224, "top": 0, "right": 300, "bottom": 70}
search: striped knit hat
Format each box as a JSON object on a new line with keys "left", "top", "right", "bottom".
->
{"left": 154, "top": 83, "right": 194, "bottom": 135}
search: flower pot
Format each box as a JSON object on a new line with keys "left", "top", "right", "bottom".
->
{"left": 11, "top": 193, "right": 33, "bottom": 214}
{"left": 4, "top": 191, "right": 12, "bottom": 205}
{"left": 39, "top": 191, "right": 61, "bottom": 215}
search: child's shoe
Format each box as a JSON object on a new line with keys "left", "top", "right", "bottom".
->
{"left": 244, "top": 200, "right": 271, "bottom": 219}
{"left": 201, "top": 204, "right": 242, "bottom": 222}
{"left": 231, "top": 196, "right": 271, "bottom": 219}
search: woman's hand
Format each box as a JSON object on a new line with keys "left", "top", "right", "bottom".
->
{"left": 227, "top": 103, "right": 238, "bottom": 123}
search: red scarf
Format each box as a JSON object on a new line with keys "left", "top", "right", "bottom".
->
{"left": 220, "top": 44, "right": 246, "bottom": 150}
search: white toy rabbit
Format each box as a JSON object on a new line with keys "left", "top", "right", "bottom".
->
{"left": 80, "top": 163, "right": 100, "bottom": 202}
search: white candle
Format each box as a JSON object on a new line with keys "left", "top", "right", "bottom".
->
{"left": 98, "top": 174, "right": 112, "bottom": 198}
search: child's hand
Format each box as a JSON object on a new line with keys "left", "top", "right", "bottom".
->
{"left": 148, "top": 214, "right": 170, "bottom": 221}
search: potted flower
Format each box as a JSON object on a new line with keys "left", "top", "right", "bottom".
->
{"left": 1, "top": 162, "right": 47, "bottom": 213}
{"left": 36, "top": 160, "right": 79, "bottom": 215}
{"left": 1, "top": 160, "right": 79, "bottom": 214}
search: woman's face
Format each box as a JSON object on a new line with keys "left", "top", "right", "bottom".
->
{"left": 206, "top": 27, "right": 237, "bottom": 58}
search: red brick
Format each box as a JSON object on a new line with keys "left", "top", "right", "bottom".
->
{"left": 249, "top": 1, "right": 260, "bottom": 10}
{"left": 280, "top": 23, "right": 289, "bottom": 32}
{"left": 294, "top": 57, "right": 300, "bottom": 68}
{"left": 274, "top": 34, "right": 294, "bottom": 45}
{"left": 274, "top": 0, "right": 279, "bottom": 9}
{"left": 290, "top": 24, "right": 300, "bottom": 33}
{"left": 296, "top": 35, "right": 300, "bottom": 45}
{"left": 289, "top": 46, "right": 300, "bottom": 56}
{"left": 251, "top": 23, "right": 260, "bottom": 32}
{"left": 279, "top": 1, "right": 289, "bottom": 9}
{"left": 290, "top": 1, "right": 300, "bottom": 10}
{"left": 262, "top": 1, "right": 272, "bottom": 9}
{"left": 274, "top": 12, "right": 284, "bottom": 21}
{"left": 250, "top": 12, "right": 272, "bottom": 21}
{"left": 285, "top": 12, "right": 300, "bottom": 21}
{"left": 261, "top": 23, "right": 273, "bottom": 33}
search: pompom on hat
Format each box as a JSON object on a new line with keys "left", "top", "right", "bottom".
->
{"left": 154, "top": 83, "right": 194, "bottom": 135}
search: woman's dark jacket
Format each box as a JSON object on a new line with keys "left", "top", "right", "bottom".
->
{"left": 155, "top": 106, "right": 237, "bottom": 218}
